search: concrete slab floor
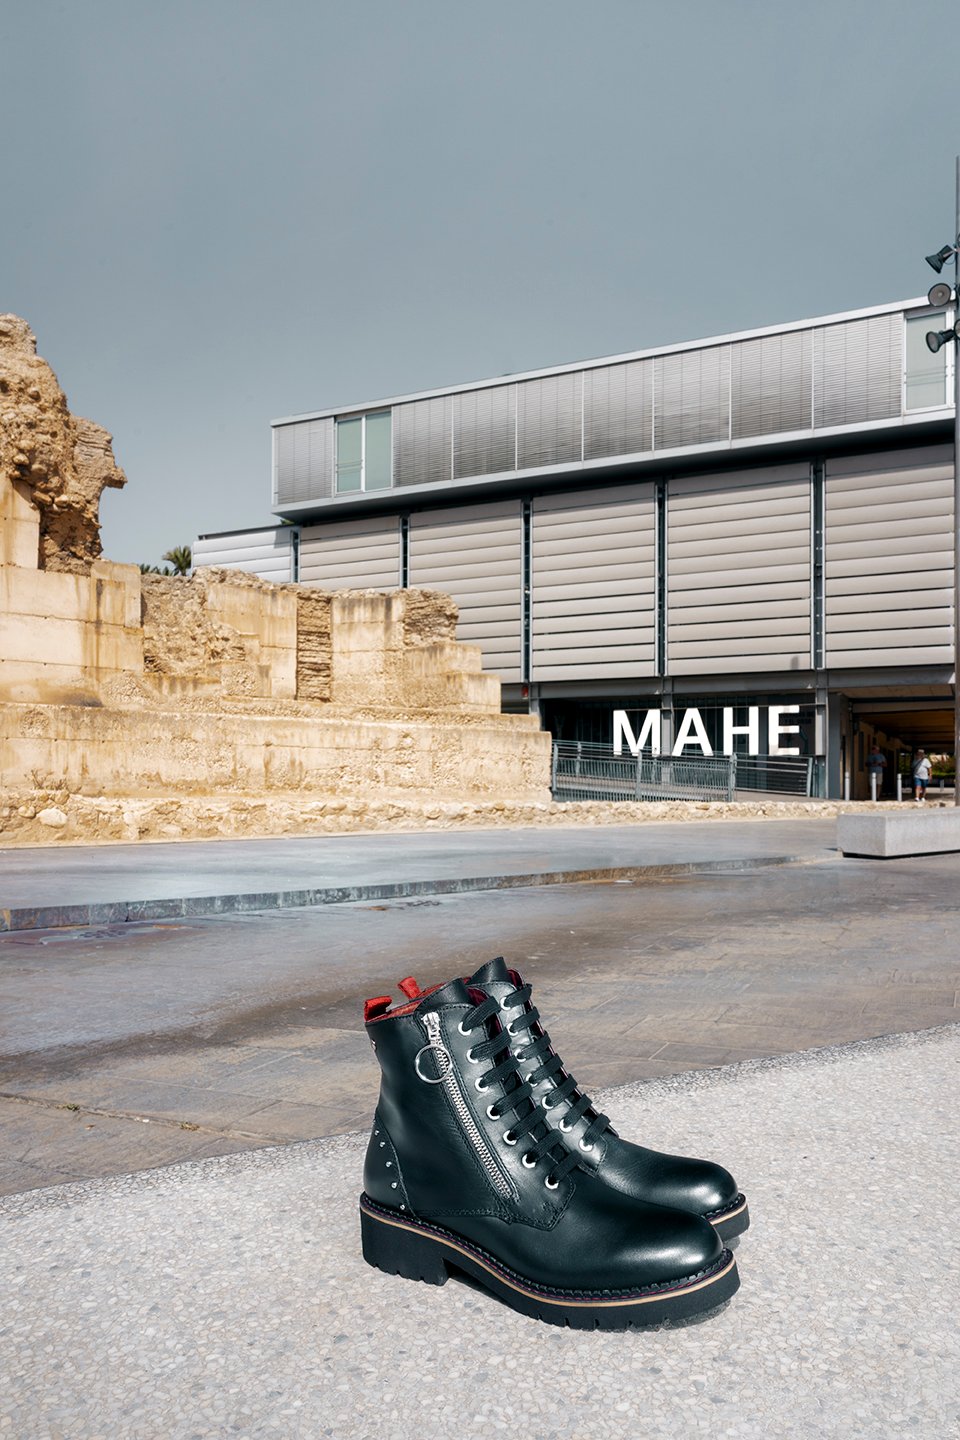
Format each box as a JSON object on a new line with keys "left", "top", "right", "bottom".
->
{"left": 0, "top": 818, "right": 836, "bottom": 914}
{"left": 2, "top": 1025, "right": 957, "bottom": 1440}
{"left": 1, "top": 853, "right": 959, "bottom": 1195}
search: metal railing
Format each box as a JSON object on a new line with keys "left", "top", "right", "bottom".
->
{"left": 550, "top": 743, "right": 818, "bottom": 803}
{"left": 734, "top": 756, "right": 816, "bottom": 797}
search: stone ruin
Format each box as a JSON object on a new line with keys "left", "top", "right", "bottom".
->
{"left": 0, "top": 316, "right": 550, "bottom": 842}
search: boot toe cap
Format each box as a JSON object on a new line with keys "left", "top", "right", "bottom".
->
{"left": 603, "top": 1138, "right": 741, "bottom": 1220}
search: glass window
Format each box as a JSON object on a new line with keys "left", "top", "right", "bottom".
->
{"left": 336, "top": 417, "right": 363, "bottom": 492}
{"left": 335, "top": 412, "right": 391, "bottom": 493}
{"left": 905, "top": 313, "right": 948, "bottom": 410}
{"left": 364, "top": 412, "right": 392, "bottom": 490}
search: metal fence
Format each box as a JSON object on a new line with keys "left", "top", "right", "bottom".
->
{"left": 550, "top": 743, "right": 818, "bottom": 803}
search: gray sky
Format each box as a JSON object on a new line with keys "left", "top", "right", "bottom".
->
{"left": 3, "top": 0, "right": 959, "bottom": 566}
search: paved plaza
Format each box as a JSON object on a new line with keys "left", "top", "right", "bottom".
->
{"left": 3, "top": 1026, "right": 957, "bottom": 1439}
{"left": 1, "top": 817, "right": 959, "bottom": 1436}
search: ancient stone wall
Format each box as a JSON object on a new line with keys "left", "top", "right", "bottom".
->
{"left": 0, "top": 316, "right": 552, "bottom": 840}
{"left": 0, "top": 315, "right": 125, "bottom": 572}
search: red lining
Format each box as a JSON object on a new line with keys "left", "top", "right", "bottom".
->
{"left": 397, "top": 976, "right": 423, "bottom": 999}
{"left": 364, "top": 980, "right": 447, "bottom": 1024}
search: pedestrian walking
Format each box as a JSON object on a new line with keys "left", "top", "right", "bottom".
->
{"left": 912, "top": 749, "right": 932, "bottom": 802}
{"left": 866, "top": 744, "right": 886, "bottom": 798}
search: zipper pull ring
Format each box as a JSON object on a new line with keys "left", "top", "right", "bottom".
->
{"left": 414, "top": 1043, "right": 453, "bottom": 1083}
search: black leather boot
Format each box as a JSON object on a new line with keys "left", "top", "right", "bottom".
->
{"left": 361, "top": 978, "right": 739, "bottom": 1329}
{"left": 457, "top": 958, "right": 750, "bottom": 1242}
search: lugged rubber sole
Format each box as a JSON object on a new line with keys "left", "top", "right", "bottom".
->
{"left": 360, "top": 1194, "right": 739, "bottom": 1329}
{"left": 708, "top": 1194, "right": 750, "bottom": 1244}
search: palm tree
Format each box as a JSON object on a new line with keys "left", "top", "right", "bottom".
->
{"left": 161, "top": 545, "right": 192, "bottom": 576}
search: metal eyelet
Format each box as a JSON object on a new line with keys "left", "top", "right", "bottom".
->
{"left": 457, "top": 1020, "right": 471, "bottom": 1036}
{"left": 466, "top": 1047, "right": 480, "bottom": 1064}
{"left": 503, "top": 1130, "right": 518, "bottom": 1145}
{"left": 525, "top": 1074, "right": 536, "bottom": 1084}
{"left": 506, "top": 1022, "right": 519, "bottom": 1037}
{"left": 544, "top": 1176, "right": 559, "bottom": 1190}
{"left": 540, "top": 1095, "right": 553, "bottom": 1109}
{"left": 521, "top": 1154, "right": 537, "bottom": 1169}
{"left": 474, "top": 1077, "right": 489, "bottom": 1093}
{"left": 486, "top": 1104, "right": 499, "bottom": 1120}
{"left": 578, "top": 1139, "right": 595, "bottom": 1153}
{"left": 558, "top": 1119, "right": 573, "bottom": 1132}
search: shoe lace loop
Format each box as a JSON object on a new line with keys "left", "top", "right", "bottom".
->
{"left": 502, "top": 984, "right": 611, "bottom": 1152}
{"left": 460, "top": 994, "right": 585, "bottom": 1187}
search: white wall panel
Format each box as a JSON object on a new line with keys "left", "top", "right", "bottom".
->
{"left": 193, "top": 529, "right": 294, "bottom": 583}
{"left": 531, "top": 485, "right": 656, "bottom": 681}
{"left": 824, "top": 447, "right": 954, "bottom": 666}
{"left": 299, "top": 515, "right": 401, "bottom": 590}
{"left": 408, "top": 501, "right": 522, "bottom": 679}
{"left": 667, "top": 464, "right": 812, "bottom": 675}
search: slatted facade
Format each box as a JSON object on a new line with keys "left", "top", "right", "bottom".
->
{"left": 193, "top": 528, "right": 295, "bottom": 583}
{"left": 731, "top": 330, "right": 812, "bottom": 438}
{"left": 393, "top": 396, "right": 452, "bottom": 489}
{"left": 517, "top": 372, "right": 582, "bottom": 470}
{"left": 824, "top": 446, "right": 954, "bottom": 667}
{"left": 583, "top": 361, "right": 652, "bottom": 460}
{"left": 299, "top": 515, "right": 401, "bottom": 590}
{"left": 453, "top": 384, "right": 516, "bottom": 478}
{"left": 655, "top": 346, "right": 730, "bottom": 450}
{"left": 407, "top": 501, "right": 522, "bottom": 679}
{"left": 667, "top": 464, "right": 812, "bottom": 675}
{"left": 813, "top": 313, "right": 902, "bottom": 429}
{"left": 274, "top": 418, "right": 334, "bottom": 506}
{"left": 273, "top": 304, "right": 943, "bottom": 513}
{"left": 531, "top": 485, "right": 657, "bottom": 681}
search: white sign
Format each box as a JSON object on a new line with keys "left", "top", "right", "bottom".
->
{"left": 613, "top": 706, "right": 801, "bottom": 758}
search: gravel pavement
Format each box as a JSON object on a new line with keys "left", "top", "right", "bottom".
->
{"left": 3, "top": 1023, "right": 957, "bottom": 1440}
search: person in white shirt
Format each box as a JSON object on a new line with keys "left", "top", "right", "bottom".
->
{"left": 912, "top": 749, "right": 932, "bottom": 802}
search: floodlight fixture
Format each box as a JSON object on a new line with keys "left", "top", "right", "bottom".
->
{"left": 928, "top": 281, "right": 954, "bottom": 307}
{"left": 926, "top": 329, "right": 952, "bottom": 353}
{"left": 926, "top": 244, "right": 957, "bottom": 273}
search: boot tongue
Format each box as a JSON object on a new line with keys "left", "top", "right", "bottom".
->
{"left": 469, "top": 956, "right": 513, "bottom": 987}
{"left": 415, "top": 977, "right": 474, "bottom": 1012}
{"left": 469, "top": 955, "right": 526, "bottom": 1010}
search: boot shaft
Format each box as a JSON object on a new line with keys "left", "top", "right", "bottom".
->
{"left": 363, "top": 979, "right": 563, "bottom": 1225}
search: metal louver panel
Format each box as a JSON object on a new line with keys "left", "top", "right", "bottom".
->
{"left": 453, "top": 385, "right": 516, "bottom": 478}
{"left": 814, "top": 313, "right": 902, "bottom": 429}
{"left": 273, "top": 418, "right": 334, "bottom": 505}
{"left": 393, "top": 396, "right": 452, "bottom": 488}
{"left": 667, "top": 464, "right": 812, "bottom": 675}
{"left": 583, "top": 361, "right": 652, "bottom": 460}
{"left": 655, "top": 346, "right": 730, "bottom": 450}
{"left": 824, "top": 446, "right": 954, "bottom": 666}
{"left": 731, "top": 330, "right": 812, "bottom": 439}
{"left": 531, "top": 485, "right": 656, "bottom": 680}
{"left": 517, "top": 372, "right": 582, "bottom": 470}
{"left": 407, "top": 501, "right": 522, "bottom": 679}
{"left": 299, "top": 515, "right": 401, "bottom": 590}
{"left": 193, "top": 528, "right": 294, "bottom": 583}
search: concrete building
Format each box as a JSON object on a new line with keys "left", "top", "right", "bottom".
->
{"left": 196, "top": 297, "right": 958, "bottom": 799}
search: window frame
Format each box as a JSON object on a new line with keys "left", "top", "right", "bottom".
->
{"left": 903, "top": 309, "right": 951, "bottom": 414}
{"left": 335, "top": 411, "right": 392, "bottom": 494}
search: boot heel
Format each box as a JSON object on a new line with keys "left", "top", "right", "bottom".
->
{"left": 360, "top": 1202, "right": 448, "bottom": 1286}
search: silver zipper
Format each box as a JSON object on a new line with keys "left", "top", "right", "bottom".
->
{"left": 421, "top": 1010, "right": 516, "bottom": 1201}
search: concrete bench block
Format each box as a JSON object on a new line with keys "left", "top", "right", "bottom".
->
{"left": 838, "top": 810, "right": 960, "bottom": 858}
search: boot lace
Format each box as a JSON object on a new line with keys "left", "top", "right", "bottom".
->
{"left": 460, "top": 994, "right": 581, "bottom": 1188}
{"left": 499, "top": 983, "right": 611, "bottom": 1153}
